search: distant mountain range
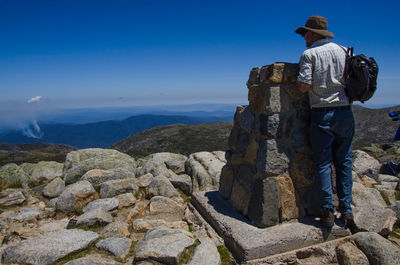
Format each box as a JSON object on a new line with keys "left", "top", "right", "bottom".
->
{"left": 0, "top": 114, "right": 232, "bottom": 148}
{"left": 0, "top": 105, "right": 399, "bottom": 165}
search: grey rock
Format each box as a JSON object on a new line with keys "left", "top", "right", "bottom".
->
{"left": 99, "top": 178, "right": 138, "bottom": 198}
{"left": 219, "top": 165, "right": 234, "bottom": 199}
{"left": 336, "top": 241, "right": 369, "bottom": 265}
{"left": 352, "top": 182, "right": 387, "bottom": 208}
{"left": 236, "top": 106, "right": 255, "bottom": 133}
{"left": 151, "top": 152, "right": 188, "bottom": 174}
{"left": 170, "top": 174, "right": 192, "bottom": 195}
{"left": 352, "top": 232, "right": 400, "bottom": 265}
{"left": 101, "top": 221, "right": 130, "bottom": 238}
{"left": 64, "top": 148, "right": 136, "bottom": 185}
{"left": 76, "top": 208, "right": 113, "bottom": 226}
{"left": 96, "top": 237, "right": 132, "bottom": 258}
{"left": 1, "top": 229, "right": 98, "bottom": 265}
{"left": 42, "top": 177, "right": 65, "bottom": 198}
{"left": 256, "top": 139, "right": 289, "bottom": 176}
{"left": 135, "top": 226, "right": 195, "bottom": 264}
{"left": 132, "top": 219, "right": 167, "bottom": 233}
{"left": 0, "top": 163, "right": 29, "bottom": 189}
{"left": 132, "top": 218, "right": 188, "bottom": 233}
{"left": 390, "top": 200, "right": 400, "bottom": 219}
{"left": 136, "top": 173, "right": 154, "bottom": 188}
{"left": 352, "top": 182, "right": 397, "bottom": 235}
{"left": 259, "top": 113, "right": 280, "bottom": 138}
{"left": 147, "top": 175, "right": 180, "bottom": 199}
{"left": 64, "top": 257, "right": 121, "bottom": 265}
{"left": 187, "top": 238, "right": 221, "bottom": 265}
{"left": 56, "top": 180, "right": 97, "bottom": 213}
{"left": 81, "top": 167, "right": 134, "bottom": 187}
{"left": 137, "top": 157, "right": 176, "bottom": 179}
{"left": 149, "top": 196, "right": 186, "bottom": 220}
{"left": 0, "top": 188, "right": 25, "bottom": 207}
{"left": 378, "top": 174, "right": 400, "bottom": 182}
{"left": 352, "top": 150, "right": 381, "bottom": 180}
{"left": 115, "top": 192, "right": 136, "bottom": 208}
{"left": 47, "top": 197, "right": 58, "bottom": 208}
{"left": 83, "top": 198, "right": 119, "bottom": 213}
{"left": 10, "top": 207, "right": 42, "bottom": 221}
{"left": 21, "top": 161, "right": 64, "bottom": 184}
{"left": 248, "top": 177, "right": 280, "bottom": 227}
{"left": 185, "top": 151, "right": 225, "bottom": 192}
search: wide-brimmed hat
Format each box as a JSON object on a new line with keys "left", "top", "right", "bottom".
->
{"left": 295, "top": 15, "right": 334, "bottom": 39}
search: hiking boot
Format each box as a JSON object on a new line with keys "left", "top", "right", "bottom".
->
{"left": 342, "top": 212, "right": 356, "bottom": 232}
{"left": 320, "top": 208, "right": 334, "bottom": 228}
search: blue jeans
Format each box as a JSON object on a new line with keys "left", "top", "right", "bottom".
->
{"left": 310, "top": 107, "right": 354, "bottom": 214}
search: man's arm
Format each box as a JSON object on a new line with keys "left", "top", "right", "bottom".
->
{"left": 298, "top": 81, "right": 311, "bottom": 93}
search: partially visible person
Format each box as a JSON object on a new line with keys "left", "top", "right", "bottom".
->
{"left": 296, "top": 15, "right": 355, "bottom": 228}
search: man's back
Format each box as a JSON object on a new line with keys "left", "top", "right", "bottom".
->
{"left": 298, "top": 39, "right": 349, "bottom": 108}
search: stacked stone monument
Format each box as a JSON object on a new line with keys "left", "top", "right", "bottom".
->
{"left": 219, "top": 62, "right": 320, "bottom": 228}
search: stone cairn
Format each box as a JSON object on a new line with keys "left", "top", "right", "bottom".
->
{"left": 219, "top": 62, "right": 320, "bottom": 228}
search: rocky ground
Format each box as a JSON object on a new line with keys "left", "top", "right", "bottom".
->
{"left": 0, "top": 145, "right": 399, "bottom": 265}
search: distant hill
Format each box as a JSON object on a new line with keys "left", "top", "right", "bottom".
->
{"left": 0, "top": 114, "right": 231, "bottom": 149}
{"left": 111, "top": 122, "right": 233, "bottom": 157}
{"left": 352, "top": 105, "right": 400, "bottom": 149}
{"left": 111, "top": 105, "right": 400, "bottom": 158}
{"left": 0, "top": 143, "right": 77, "bottom": 166}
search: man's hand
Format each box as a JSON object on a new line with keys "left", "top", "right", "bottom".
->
{"left": 297, "top": 81, "right": 311, "bottom": 94}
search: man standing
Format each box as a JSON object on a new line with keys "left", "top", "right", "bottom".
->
{"left": 296, "top": 15, "right": 354, "bottom": 228}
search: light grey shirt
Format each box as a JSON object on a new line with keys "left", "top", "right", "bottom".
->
{"left": 298, "top": 38, "right": 350, "bottom": 108}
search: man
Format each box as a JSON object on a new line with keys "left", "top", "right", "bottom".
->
{"left": 296, "top": 15, "right": 354, "bottom": 228}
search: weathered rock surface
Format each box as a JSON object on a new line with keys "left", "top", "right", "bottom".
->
{"left": 115, "top": 192, "right": 136, "bottom": 208}
{"left": 99, "top": 178, "right": 138, "bottom": 198}
{"left": 147, "top": 175, "right": 180, "bottom": 199}
{"left": 187, "top": 238, "right": 221, "bottom": 265}
{"left": 170, "top": 173, "right": 192, "bottom": 195}
{"left": 136, "top": 173, "right": 154, "bottom": 188}
{"left": 335, "top": 241, "right": 369, "bottom": 265}
{"left": 101, "top": 221, "right": 130, "bottom": 238}
{"left": 82, "top": 198, "right": 119, "bottom": 213}
{"left": 0, "top": 188, "right": 25, "bottom": 207}
{"left": 0, "top": 163, "right": 29, "bottom": 189}
{"left": 64, "top": 148, "right": 136, "bottom": 185}
{"left": 64, "top": 257, "right": 121, "bottom": 265}
{"left": 390, "top": 200, "right": 400, "bottom": 219}
{"left": 186, "top": 151, "right": 226, "bottom": 192}
{"left": 21, "top": 161, "right": 64, "bottom": 184}
{"left": 9, "top": 207, "right": 42, "bottom": 222}
{"left": 135, "top": 226, "right": 195, "bottom": 264}
{"left": 42, "top": 177, "right": 65, "bottom": 198}
{"left": 352, "top": 232, "right": 400, "bottom": 265}
{"left": 96, "top": 237, "right": 132, "bottom": 258}
{"left": 132, "top": 218, "right": 188, "bottom": 233}
{"left": 149, "top": 196, "right": 186, "bottom": 221}
{"left": 352, "top": 150, "right": 381, "bottom": 180}
{"left": 136, "top": 153, "right": 187, "bottom": 179}
{"left": 81, "top": 167, "right": 135, "bottom": 187}
{"left": 56, "top": 180, "right": 98, "bottom": 213}
{"left": 1, "top": 229, "right": 99, "bottom": 265}
{"left": 76, "top": 208, "right": 113, "bottom": 226}
{"left": 352, "top": 182, "right": 397, "bottom": 235}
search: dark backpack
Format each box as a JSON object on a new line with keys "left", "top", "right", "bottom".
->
{"left": 343, "top": 47, "right": 378, "bottom": 103}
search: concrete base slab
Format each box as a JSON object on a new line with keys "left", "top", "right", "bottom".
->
{"left": 192, "top": 191, "right": 351, "bottom": 262}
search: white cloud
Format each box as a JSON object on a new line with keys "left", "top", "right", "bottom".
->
{"left": 27, "top": 96, "right": 42, "bottom": 103}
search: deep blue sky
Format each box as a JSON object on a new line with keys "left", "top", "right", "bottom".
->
{"left": 1, "top": 0, "right": 399, "bottom": 115}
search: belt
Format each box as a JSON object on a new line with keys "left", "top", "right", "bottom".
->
{"left": 311, "top": 105, "right": 351, "bottom": 112}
